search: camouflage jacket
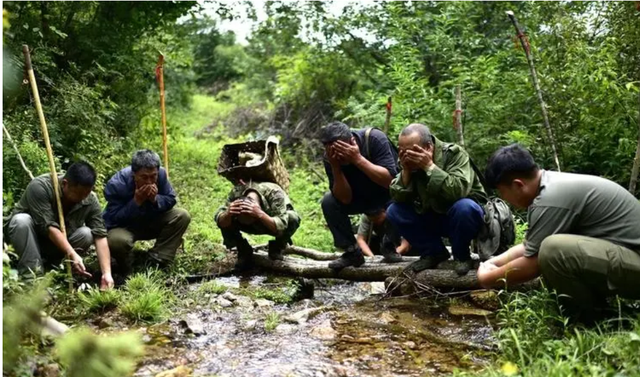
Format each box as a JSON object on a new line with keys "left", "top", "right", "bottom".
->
{"left": 214, "top": 181, "right": 297, "bottom": 235}
{"left": 390, "top": 136, "right": 487, "bottom": 215}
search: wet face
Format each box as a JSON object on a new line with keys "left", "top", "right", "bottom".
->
{"left": 134, "top": 167, "right": 159, "bottom": 188}
{"left": 62, "top": 180, "right": 93, "bottom": 205}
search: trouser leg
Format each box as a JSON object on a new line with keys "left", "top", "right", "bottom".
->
{"left": 147, "top": 208, "right": 191, "bottom": 263}
{"left": 446, "top": 198, "right": 484, "bottom": 262}
{"left": 386, "top": 202, "right": 447, "bottom": 257}
{"left": 7, "top": 213, "right": 43, "bottom": 275}
{"left": 68, "top": 226, "right": 94, "bottom": 252}
{"left": 107, "top": 228, "right": 135, "bottom": 275}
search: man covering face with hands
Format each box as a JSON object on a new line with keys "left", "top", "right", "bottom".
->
{"left": 103, "top": 149, "right": 191, "bottom": 277}
{"left": 319, "top": 122, "right": 402, "bottom": 270}
{"left": 215, "top": 181, "right": 301, "bottom": 270}
{"left": 387, "top": 123, "right": 487, "bottom": 276}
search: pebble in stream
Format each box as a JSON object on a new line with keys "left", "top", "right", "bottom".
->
{"left": 134, "top": 277, "right": 494, "bottom": 377}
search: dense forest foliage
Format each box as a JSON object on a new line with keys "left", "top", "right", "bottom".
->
{"left": 3, "top": 1, "right": 639, "bottom": 204}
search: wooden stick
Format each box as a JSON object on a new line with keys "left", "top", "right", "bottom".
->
{"left": 3, "top": 124, "right": 35, "bottom": 180}
{"left": 506, "top": 11, "right": 561, "bottom": 172}
{"left": 157, "top": 54, "right": 169, "bottom": 178}
{"left": 384, "top": 96, "right": 392, "bottom": 135}
{"left": 630, "top": 90, "right": 640, "bottom": 195}
{"left": 454, "top": 85, "right": 465, "bottom": 147}
{"left": 22, "top": 45, "right": 73, "bottom": 292}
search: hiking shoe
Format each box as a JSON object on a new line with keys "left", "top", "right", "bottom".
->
{"left": 235, "top": 241, "right": 254, "bottom": 271}
{"left": 328, "top": 248, "right": 365, "bottom": 270}
{"left": 454, "top": 259, "right": 474, "bottom": 276}
{"left": 409, "top": 250, "right": 450, "bottom": 273}
{"left": 267, "top": 240, "right": 285, "bottom": 261}
{"left": 380, "top": 234, "right": 403, "bottom": 263}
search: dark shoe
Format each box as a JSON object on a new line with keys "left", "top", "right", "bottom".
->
{"left": 144, "top": 254, "right": 170, "bottom": 270}
{"left": 409, "top": 251, "right": 450, "bottom": 273}
{"left": 454, "top": 259, "right": 474, "bottom": 276}
{"left": 235, "top": 241, "right": 254, "bottom": 271}
{"left": 381, "top": 234, "right": 403, "bottom": 263}
{"left": 268, "top": 240, "right": 285, "bottom": 261}
{"left": 328, "top": 248, "right": 365, "bottom": 271}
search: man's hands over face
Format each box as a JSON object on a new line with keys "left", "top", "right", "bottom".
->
{"left": 134, "top": 184, "right": 158, "bottom": 205}
{"left": 227, "top": 198, "right": 264, "bottom": 219}
{"left": 326, "top": 139, "right": 361, "bottom": 166}
{"left": 400, "top": 145, "right": 434, "bottom": 171}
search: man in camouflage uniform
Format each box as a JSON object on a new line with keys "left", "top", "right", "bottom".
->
{"left": 387, "top": 123, "right": 487, "bottom": 275}
{"left": 215, "top": 181, "right": 301, "bottom": 269}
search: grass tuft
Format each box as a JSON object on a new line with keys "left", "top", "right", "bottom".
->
{"left": 78, "top": 288, "right": 121, "bottom": 313}
{"left": 264, "top": 312, "right": 280, "bottom": 332}
{"left": 120, "top": 272, "right": 171, "bottom": 323}
{"left": 198, "top": 279, "right": 228, "bottom": 295}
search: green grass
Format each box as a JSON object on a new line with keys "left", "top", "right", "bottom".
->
{"left": 198, "top": 279, "right": 228, "bottom": 295}
{"left": 456, "top": 289, "right": 640, "bottom": 377}
{"left": 264, "top": 312, "right": 280, "bottom": 332}
{"left": 78, "top": 288, "right": 121, "bottom": 313}
{"left": 121, "top": 272, "right": 171, "bottom": 323}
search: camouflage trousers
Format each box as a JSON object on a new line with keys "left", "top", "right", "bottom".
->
{"left": 220, "top": 211, "right": 301, "bottom": 251}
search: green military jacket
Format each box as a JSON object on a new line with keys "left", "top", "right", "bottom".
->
{"left": 11, "top": 174, "right": 107, "bottom": 238}
{"left": 390, "top": 136, "right": 487, "bottom": 215}
{"left": 215, "top": 181, "right": 297, "bottom": 236}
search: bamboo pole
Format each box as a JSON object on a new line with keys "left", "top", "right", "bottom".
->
{"left": 384, "top": 96, "right": 392, "bottom": 135}
{"left": 157, "top": 54, "right": 169, "bottom": 177}
{"left": 454, "top": 85, "right": 465, "bottom": 147}
{"left": 630, "top": 90, "right": 640, "bottom": 195}
{"left": 3, "top": 124, "right": 34, "bottom": 180}
{"left": 506, "top": 11, "right": 561, "bottom": 172}
{"left": 22, "top": 45, "right": 73, "bottom": 292}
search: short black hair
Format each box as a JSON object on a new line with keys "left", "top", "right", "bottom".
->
{"left": 485, "top": 144, "right": 539, "bottom": 188}
{"left": 400, "top": 123, "right": 434, "bottom": 146}
{"left": 64, "top": 161, "right": 97, "bottom": 187}
{"left": 131, "top": 149, "right": 161, "bottom": 172}
{"left": 319, "top": 121, "right": 352, "bottom": 144}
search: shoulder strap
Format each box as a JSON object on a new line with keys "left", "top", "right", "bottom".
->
{"left": 468, "top": 156, "right": 493, "bottom": 196}
{"left": 364, "top": 127, "right": 373, "bottom": 160}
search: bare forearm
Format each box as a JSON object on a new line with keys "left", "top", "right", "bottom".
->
{"left": 258, "top": 212, "right": 278, "bottom": 235}
{"left": 354, "top": 156, "right": 393, "bottom": 188}
{"left": 401, "top": 170, "right": 412, "bottom": 187}
{"left": 95, "top": 237, "right": 112, "bottom": 275}
{"left": 48, "top": 227, "right": 74, "bottom": 257}
{"left": 331, "top": 165, "right": 352, "bottom": 204}
{"left": 217, "top": 210, "right": 233, "bottom": 228}
{"left": 488, "top": 243, "right": 526, "bottom": 267}
{"left": 357, "top": 236, "right": 374, "bottom": 257}
{"left": 479, "top": 255, "right": 540, "bottom": 288}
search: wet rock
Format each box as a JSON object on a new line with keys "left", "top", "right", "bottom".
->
{"left": 216, "top": 297, "right": 234, "bottom": 308}
{"left": 155, "top": 366, "right": 192, "bottom": 377}
{"left": 309, "top": 319, "right": 336, "bottom": 340}
{"left": 285, "top": 306, "right": 326, "bottom": 324}
{"left": 39, "top": 363, "right": 60, "bottom": 377}
{"left": 403, "top": 341, "right": 417, "bottom": 349}
{"left": 222, "top": 292, "right": 238, "bottom": 302}
{"left": 448, "top": 305, "right": 493, "bottom": 317}
{"left": 275, "top": 323, "right": 297, "bottom": 335}
{"left": 234, "top": 296, "right": 254, "bottom": 309}
{"left": 369, "top": 281, "right": 386, "bottom": 295}
{"left": 40, "top": 315, "right": 69, "bottom": 338}
{"left": 97, "top": 318, "right": 113, "bottom": 329}
{"left": 242, "top": 319, "right": 258, "bottom": 331}
{"left": 470, "top": 290, "right": 500, "bottom": 311}
{"left": 379, "top": 311, "right": 396, "bottom": 324}
{"left": 179, "top": 314, "right": 206, "bottom": 336}
{"left": 255, "top": 298, "right": 274, "bottom": 307}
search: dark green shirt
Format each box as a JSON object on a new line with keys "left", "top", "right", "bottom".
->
{"left": 215, "top": 181, "right": 297, "bottom": 236}
{"left": 389, "top": 136, "right": 487, "bottom": 214}
{"left": 11, "top": 174, "right": 107, "bottom": 239}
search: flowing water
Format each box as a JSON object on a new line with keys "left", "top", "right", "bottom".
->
{"left": 130, "top": 276, "right": 496, "bottom": 377}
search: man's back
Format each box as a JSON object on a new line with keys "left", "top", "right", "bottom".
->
{"left": 526, "top": 170, "right": 640, "bottom": 256}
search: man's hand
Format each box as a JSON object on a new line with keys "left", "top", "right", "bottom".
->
{"left": 68, "top": 251, "right": 92, "bottom": 278}
{"left": 226, "top": 200, "right": 244, "bottom": 216}
{"left": 326, "top": 145, "right": 342, "bottom": 167}
{"left": 399, "top": 149, "right": 414, "bottom": 172}
{"left": 134, "top": 185, "right": 148, "bottom": 206}
{"left": 477, "top": 261, "right": 499, "bottom": 287}
{"left": 332, "top": 140, "right": 361, "bottom": 164}
{"left": 240, "top": 199, "right": 264, "bottom": 218}
{"left": 404, "top": 145, "right": 433, "bottom": 170}
{"left": 148, "top": 184, "right": 158, "bottom": 203}
{"left": 100, "top": 272, "right": 114, "bottom": 290}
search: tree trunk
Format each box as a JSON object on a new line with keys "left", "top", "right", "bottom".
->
{"left": 454, "top": 85, "right": 464, "bottom": 147}
{"left": 629, "top": 90, "right": 640, "bottom": 196}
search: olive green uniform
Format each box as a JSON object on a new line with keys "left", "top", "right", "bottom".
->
{"left": 525, "top": 170, "right": 640, "bottom": 321}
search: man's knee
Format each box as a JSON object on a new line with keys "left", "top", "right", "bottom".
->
{"left": 69, "top": 226, "right": 94, "bottom": 251}
{"left": 385, "top": 202, "right": 412, "bottom": 226}
{"left": 321, "top": 192, "right": 340, "bottom": 214}
{"left": 107, "top": 229, "right": 134, "bottom": 254}
{"left": 9, "top": 213, "right": 34, "bottom": 234}
{"left": 173, "top": 208, "right": 191, "bottom": 227}
{"left": 449, "top": 199, "right": 483, "bottom": 220}
{"left": 287, "top": 212, "right": 301, "bottom": 233}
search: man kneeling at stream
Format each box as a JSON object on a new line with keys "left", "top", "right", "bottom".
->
{"left": 477, "top": 144, "right": 640, "bottom": 324}
{"left": 215, "top": 181, "right": 301, "bottom": 270}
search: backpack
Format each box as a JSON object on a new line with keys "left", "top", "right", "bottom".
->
{"left": 363, "top": 127, "right": 399, "bottom": 162}
{"left": 468, "top": 158, "right": 516, "bottom": 261}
